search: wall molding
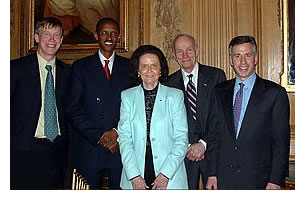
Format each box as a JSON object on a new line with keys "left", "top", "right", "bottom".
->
{"left": 10, "top": 1, "right": 15, "bottom": 37}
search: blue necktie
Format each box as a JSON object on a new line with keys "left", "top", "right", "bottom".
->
{"left": 187, "top": 74, "right": 197, "bottom": 121}
{"left": 44, "top": 65, "right": 58, "bottom": 142}
{"left": 233, "top": 83, "right": 244, "bottom": 136}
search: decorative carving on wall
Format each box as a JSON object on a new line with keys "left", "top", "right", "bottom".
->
{"left": 154, "top": 0, "right": 181, "bottom": 60}
{"left": 10, "top": 1, "right": 15, "bottom": 37}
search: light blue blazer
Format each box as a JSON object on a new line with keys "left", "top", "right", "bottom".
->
{"left": 118, "top": 83, "right": 189, "bottom": 189}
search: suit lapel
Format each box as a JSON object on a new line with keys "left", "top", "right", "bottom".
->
{"left": 29, "top": 54, "right": 42, "bottom": 102}
{"left": 196, "top": 65, "right": 210, "bottom": 128}
{"left": 55, "top": 59, "right": 64, "bottom": 114}
{"left": 150, "top": 84, "right": 165, "bottom": 134}
{"left": 134, "top": 86, "right": 147, "bottom": 132}
{"left": 172, "top": 71, "right": 191, "bottom": 114}
{"left": 111, "top": 54, "right": 120, "bottom": 81}
{"left": 237, "top": 77, "right": 264, "bottom": 141}
{"left": 197, "top": 65, "right": 209, "bottom": 106}
{"left": 171, "top": 70, "right": 185, "bottom": 90}
{"left": 221, "top": 79, "right": 236, "bottom": 139}
{"left": 89, "top": 53, "right": 109, "bottom": 84}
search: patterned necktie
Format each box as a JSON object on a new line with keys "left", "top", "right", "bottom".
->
{"left": 233, "top": 83, "right": 244, "bottom": 135}
{"left": 104, "top": 60, "right": 111, "bottom": 80}
{"left": 187, "top": 74, "right": 197, "bottom": 121}
{"left": 44, "top": 65, "right": 58, "bottom": 142}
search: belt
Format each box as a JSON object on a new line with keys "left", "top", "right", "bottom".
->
{"left": 33, "top": 137, "right": 52, "bottom": 144}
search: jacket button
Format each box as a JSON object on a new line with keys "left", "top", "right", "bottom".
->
{"left": 154, "top": 156, "right": 158, "bottom": 159}
{"left": 230, "top": 164, "right": 234, "bottom": 168}
{"left": 234, "top": 146, "right": 238, "bottom": 150}
{"left": 151, "top": 138, "right": 155, "bottom": 141}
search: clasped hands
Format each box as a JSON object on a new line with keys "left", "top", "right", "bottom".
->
{"left": 131, "top": 173, "right": 168, "bottom": 190}
{"left": 98, "top": 129, "right": 119, "bottom": 154}
{"left": 186, "top": 142, "right": 205, "bottom": 161}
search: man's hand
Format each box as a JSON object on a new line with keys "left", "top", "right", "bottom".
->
{"left": 186, "top": 142, "right": 205, "bottom": 161}
{"left": 131, "top": 176, "right": 148, "bottom": 190}
{"left": 206, "top": 176, "right": 218, "bottom": 190}
{"left": 98, "top": 129, "right": 119, "bottom": 154}
{"left": 108, "top": 141, "right": 119, "bottom": 154}
{"left": 266, "top": 182, "right": 281, "bottom": 190}
{"left": 152, "top": 173, "right": 169, "bottom": 190}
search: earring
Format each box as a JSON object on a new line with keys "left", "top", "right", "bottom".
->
{"left": 138, "top": 73, "right": 140, "bottom": 77}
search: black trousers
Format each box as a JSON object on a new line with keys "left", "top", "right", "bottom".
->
{"left": 10, "top": 136, "right": 67, "bottom": 190}
{"left": 144, "top": 144, "right": 155, "bottom": 189}
{"left": 184, "top": 157, "right": 207, "bottom": 190}
{"left": 77, "top": 166, "right": 122, "bottom": 190}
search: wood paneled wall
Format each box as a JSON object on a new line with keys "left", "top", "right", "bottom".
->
{"left": 10, "top": 0, "right": 295, "bottom": 159}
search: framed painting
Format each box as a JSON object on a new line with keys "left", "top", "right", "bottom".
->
{"left": 281, "top": 0, "right": 295, "bottom": 92}
{"left": 22, "top": 0, "right": 128, "bottom": 55}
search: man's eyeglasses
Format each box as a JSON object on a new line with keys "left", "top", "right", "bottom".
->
{"left": 99, "top": 31, "right": 119, "bottom": 37}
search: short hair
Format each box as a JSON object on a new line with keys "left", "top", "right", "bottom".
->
{"left": 35, "top": 17, "right": 63, "bottom": 35}
{"left": 229, "top": 35, "right": 258, "bottom": 56}
{"left": 95, "top": 17, "right": 120, "bottom": 33}
{"left": 172, "top": 34, "right": 198, "bottom": 52}
{"left": 130, "top": 45, "right": 169, "bottom": 86}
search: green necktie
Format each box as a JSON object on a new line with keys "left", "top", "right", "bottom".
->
{"left": 44, "top": 64, "right": 58, "bottom": 142}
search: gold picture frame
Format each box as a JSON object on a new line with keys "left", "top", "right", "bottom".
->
{"left": 281, "top": 0, "right": 295, "bottom": 92}
{"left": 21, "top": 0, "right": 128, "bottom": 56}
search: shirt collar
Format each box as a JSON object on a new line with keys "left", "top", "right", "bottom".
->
{"left": 181, "top": 62, "right": 199, "bottom": 85}
{"left": 98, "top": 50, "right": 115, "bottom": 65}
{"left": 235, "top": 72, "right": 257, "bottom": 90}
{"left": 37, "top": 52, "right": 56, "bottom": 71}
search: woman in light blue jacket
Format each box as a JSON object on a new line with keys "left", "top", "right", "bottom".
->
{"left": 118, "top": 45, "right": 188, "bottom": 189}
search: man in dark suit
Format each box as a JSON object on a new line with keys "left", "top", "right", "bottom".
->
{"left": 206, "top": 35, "right": 290, "bottom": 190}
{"left": 10, "top": 17, "right": 71, "bottom": 189}
{"left": 66, "top": 17, "right": 130, "bottom": 189}
{"left": 167, "top": 34, "right": 226, "bottom": 189}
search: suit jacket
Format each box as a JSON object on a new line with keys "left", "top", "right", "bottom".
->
{"left": 208, "top": 76, "right": 290, "bottom": 189}
{"left": 10, "top": 53, "right": 71, "bottom": 151}
{"left": 118, "top": 84, "right": 188, "bottom": 189}
{"left": 167, "top": 63, "right": 225, "bottom": 145}
{"left": 66, "top": 52, "right": 130, "bottom": 169}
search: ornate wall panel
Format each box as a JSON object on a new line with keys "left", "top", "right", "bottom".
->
{"left": 154, "top": 0, "right": 182, "bottom": 62}
{"left": 141, "top": 0, "right": 187, "bottom": 74}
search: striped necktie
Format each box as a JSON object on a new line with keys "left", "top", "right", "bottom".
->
{"left": 44, "top": 64, "right": 58, "bottom": 141}
{"left": 187, "top": 74, "right": 197, "bottom": 121}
